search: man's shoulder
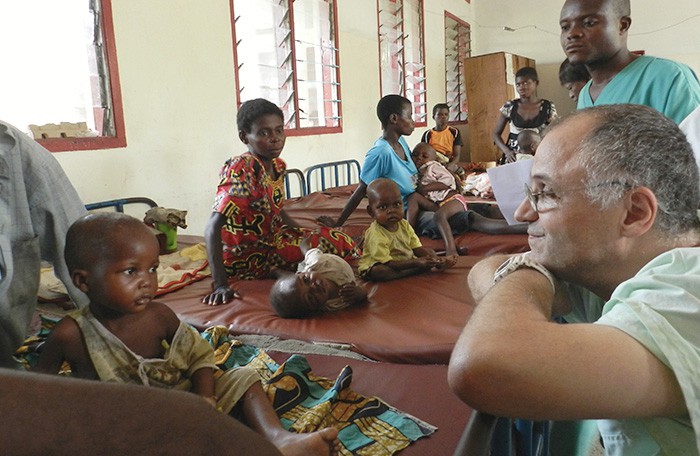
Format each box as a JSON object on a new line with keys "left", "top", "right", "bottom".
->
{"left": 628, "top": 56, "right": 698, "bottom": 82}
{"left": 639, "top": 247, "right": 700, "bottom": 274}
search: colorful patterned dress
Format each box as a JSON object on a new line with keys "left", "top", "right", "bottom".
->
{"left": 213, "top": 152, "right": 358, "bottom": 279}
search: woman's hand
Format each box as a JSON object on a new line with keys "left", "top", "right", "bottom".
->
{"left": 502, "top": 149, "right": 517, "bottom": 163}
{"left": 316, "top": 215, "right": 338, "bottom": 227}
{"left": 202, "top": 284, "right": 241, "bottom": 306}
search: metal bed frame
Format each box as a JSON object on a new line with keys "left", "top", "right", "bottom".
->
{"left": 304, "top": 159, "right": 361, "bottom": 194}
{"left": 84, "top": 197, "right": 159, "bottom": 212}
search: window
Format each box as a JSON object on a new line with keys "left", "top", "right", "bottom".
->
{"left": 230, "top": 0, "right": 342, "bottom": 136}
{"left": 444, "top": 12, "right": 470, "bottom": 123}
{"left": 0, "top": 0, "right": 125, "bottom": 152}
{"left": 377, "top": 0, "right": 427, "bottom": 126}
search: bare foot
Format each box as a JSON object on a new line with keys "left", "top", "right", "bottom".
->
{"left": 274, "top": 427, "right": 340, "bottom": 456}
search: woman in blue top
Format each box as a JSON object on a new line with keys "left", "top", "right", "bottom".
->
{"left": 318, "top": 95, "right": 436, "bottom": 228}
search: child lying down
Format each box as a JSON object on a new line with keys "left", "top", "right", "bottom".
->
{"left": 270, "top": 240, "right": 367, "bottom": 318}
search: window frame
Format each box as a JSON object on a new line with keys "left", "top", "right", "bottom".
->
{"left": 37, "top": 0, "right": 126, "bottom": 153}
{"left": 444, "top": 11, "right": 470, "bottom": 125}
{"left": 229, "top": 0, "right": 343, "bottom": 137}
{"left": 376, "top": 0, "right": 428, "bottom": 127}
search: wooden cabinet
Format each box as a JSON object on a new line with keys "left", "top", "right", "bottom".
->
{"left": 464, "top": 52, "right": 535, "bottom": 162}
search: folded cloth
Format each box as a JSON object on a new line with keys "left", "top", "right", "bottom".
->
{"left": 156, "top": 243, "right": 210, "bottom": 295}
{"left": 37, "top": 243, "right": 211, "bottom": 302}
{"left": 203, "top": 326, "right": 436, "bottom": 455}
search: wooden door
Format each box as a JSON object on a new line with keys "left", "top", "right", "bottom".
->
{"left": 464, "top": 52, "right": 535, "bottom": 162}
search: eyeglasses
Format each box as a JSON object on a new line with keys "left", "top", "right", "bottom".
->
{"left": 523, "top": 181, "right": 630, "bottom": 213}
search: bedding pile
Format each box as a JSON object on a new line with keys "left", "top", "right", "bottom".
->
{"left": 37, "top": 242, "right": 211, "bottom": 302}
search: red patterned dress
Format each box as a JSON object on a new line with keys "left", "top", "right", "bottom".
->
{"left": 212, "top": 152, "right": 358, "bottom": 279}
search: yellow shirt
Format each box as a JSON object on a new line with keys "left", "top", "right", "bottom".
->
{"left": 358, "top": 220, "right": 422, "bottom": 273}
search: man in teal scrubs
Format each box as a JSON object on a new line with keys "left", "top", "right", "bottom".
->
{"left": 560, "top": 0, "right": 700, "bottom": 177}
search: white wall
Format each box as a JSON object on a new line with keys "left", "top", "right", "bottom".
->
{"left": 51, "top": 0, "right": 700, "bottom": 234}
{"left": 54, "top": 0, "right": 474, "bottom": 234}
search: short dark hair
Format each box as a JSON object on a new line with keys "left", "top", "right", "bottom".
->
{"left": 237, "top": 98, "right": 284, "bottom": 133}
{"left": 432, "top": 103, "right": 450, "bottom": 117}
{"left": 515, "top": 66, "right": 538, "bottom": 81}
{"left": 559, "top": 59, "right": 591, "bottom": 85}
{"left": 611, "top": 0, "right": 631, "bottom": 17}
{"left": 65, "top": 212, "right": 150, "bottom": 273}
{"left": 269, "top": 274, "right": 308, "bottom": 318}
{"left": 377, "top": 94, "right": 411, "bottom": 128}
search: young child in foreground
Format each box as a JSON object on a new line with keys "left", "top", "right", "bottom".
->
{"left": 270, "top": 239, "right": 367, "bottom": 318}
{"left": 358, "top": 178, "right": 456, "bottom": 281}
{"left": 411, "top": 142, "right": 527, "bottom": 256}
{"left": 35, "top": 212, "right": 339, "bottom": 456}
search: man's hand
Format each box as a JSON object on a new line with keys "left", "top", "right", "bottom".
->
{"left": 202, "top": 284, "right": 241, "bottom": 306}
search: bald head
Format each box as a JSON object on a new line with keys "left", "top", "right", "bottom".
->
{"left": 366, "top": 178, "right": 401, "bottom": 206}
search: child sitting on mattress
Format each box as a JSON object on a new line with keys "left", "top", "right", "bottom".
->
{"left": 358, "top": 178, "right": 456, "bottom": 281}
{"left": 410, "top": 142, "right": 527, "bottom": 256}
{"left": 34, "top": 213, "right": 340, "bottom": 456}
{"left": 269, "top": 239, "right": 367, "bottom": 318}
{"left": 203, "top": 98, "right": 358, "bottom": 306}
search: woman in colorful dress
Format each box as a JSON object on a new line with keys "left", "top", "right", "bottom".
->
{"left": 492, "top": 66, "right": 557, "bottom": 164}
{"left": 203, "top": 99, "right": 358, "bottom": 305}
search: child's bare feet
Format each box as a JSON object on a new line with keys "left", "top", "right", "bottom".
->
{"left": 274, "top": 427, "right": 340, "bottom": 456}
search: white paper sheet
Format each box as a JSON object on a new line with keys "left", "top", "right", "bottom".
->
{"left": 486, "top": 160, "right": 533, "bottom": 225}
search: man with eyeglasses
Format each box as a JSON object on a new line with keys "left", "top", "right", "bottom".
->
{"left": 448, "top": 104, "right": 700, "bottom": 455}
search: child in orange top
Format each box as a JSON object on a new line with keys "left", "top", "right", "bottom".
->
{"left": 420, "top": 103, "right": 463, "bottom": 173}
